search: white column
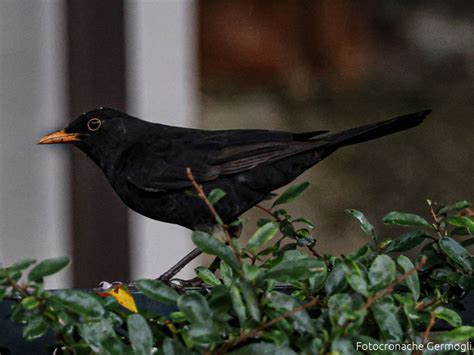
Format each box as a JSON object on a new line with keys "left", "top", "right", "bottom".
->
{"left": 0, "top": 0, "right": 69, "bottom": 288}
{"left": 126, "top": 0, "right": 198, "bottom": 279}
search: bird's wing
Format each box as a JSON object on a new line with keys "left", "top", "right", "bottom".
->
{"left": 125, "top": 129, "right": 328, "bottom": 192}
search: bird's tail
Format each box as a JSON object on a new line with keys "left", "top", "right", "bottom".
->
{"left": 321, "top": 110, "right": 431, "bottom": 149}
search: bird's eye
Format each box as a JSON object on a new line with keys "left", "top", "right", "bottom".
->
{"left": 87, "top": 118, "right": 102, "bottom": 131}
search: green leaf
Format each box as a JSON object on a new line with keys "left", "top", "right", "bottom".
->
{"left": 397, "top": 255, "right": 420, "bottom": 301}
{"left": 23, "top": 315, "right": 48, "bottom": 341}
{"left": 418, "top": 242, "right": 443, "bottom": 271}
{"left": 331, "top": 337, "right": 358, "bottom": 355}
{"left": 195, "top": 266, "right": 221, "bottom": 286}
{"left": 240, "top": 280, "right": 261, "bottom": 322}
{"left": 369, "top": 255, "right": 396, "bottom": 292}
{"left": 192, "top": 231, "right": 240, "bottom": 271}
{"left": 128, "top": 314, "right": 153, "bottom": 355}
{"left": 325, "top": 263, "right": 347, "bottom": 296}
{"left": 79, "top": 317, "right": 127, "bottom": 353}
{"left": 295, "top": 232, "right": 316, "bottom": 248}
{"left": 177, "top": 292, "right": 213, "bottom": 329}
{"left": 302, "top": 338, "right": 324, "bottom": 354}
{"left": 371, "top": 300, "right": 403, "bottom": 342}
{"left": 230, "top": 284, "right": 246, "bottom": 324}
{"left": 383, "top": 231, "right": 427, "bottom": 253}
{"left": 272, "top": 182, "right": 310, "bottom": 208}
{"left": 50, "top": 290, "right": 104, "bottom": 319}
{"left": 292, "top": 217, "right": 315, "bottom": 229}
{"left": 434, "top": 306, "right": 462, "bottom": 327}
{"left": 163, "top": 338, "right": 192, "bottom": 355}
{"left": 439, "top": 237, "right": 472, "bottom": 272}
{"left": 342, "top": 260, "right": 369, "bottom": 297}
{"left": 458, "top": 275, "right": 474, "bottom": 290}
{"left": 247, "top": 222, "right": 279, "bottom": 251}
{"left": 267, "top": 291, "right": 315, "bottom": 335}
{"left": 429, "top": 268, "right": 458, "bottom": 287}
{"left": 262, "top": 330, "right": 289, "bottom": 347}
{"left": 170, "top": 311, "right": 186, "bottom": 323}
{"left": 8, "top": 258, "right": 36, "bottom": 272}
{"left": 28, "top": 256, "right": 70, "bottom": 281}
{"left": 242, "top": 264, "right": 262, "bottom": 282}
{"left": 135, "top": 279, "right": 180, "bottom": 304}
{"left": 383, "top": 212, "right": 432, "bottom": 228}
{"left": 220, "top": 260, "right": 233, "bottom": 286}
{"left": 438, "top": 200, "right": 470, "bottom": 214}
{"left": 208, "top": 188, "right": 226, "bottom": 205}
{"left": 328, "top": 293, "right": 366, "bottom": 328}
{"left": 437, "top": 326, "right": 474, "bottom": 342}
{"left": 230, "top": 342, "right": 296, "bottom": 355}
{"left": 265, "top": 258, "right": 326, "bottom": 283}
{"left": 21, "top": 296, "right": 41, "bottom": 310}
{"left": 345, "top": 209, "right": 377, "bottom": 242}
{"left": 446, "top": 216, "right": 474, "bottom": 230}
{"left": 308, "top": 264, "right": 327, "bottom": 292}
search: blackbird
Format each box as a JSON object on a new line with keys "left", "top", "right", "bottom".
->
{"left": 38, "top": 108, "right": 431, "bottom": 231}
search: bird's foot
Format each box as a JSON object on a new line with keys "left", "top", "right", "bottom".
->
{"left": 156, "top": 276, "right": 205, "bottom": 292}
{"left": 169, "top": 277, "right": 204, "bottom": 288}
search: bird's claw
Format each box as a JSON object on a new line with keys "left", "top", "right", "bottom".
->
{"left": 159, "top": 276, "right": 205, "bottom": 290}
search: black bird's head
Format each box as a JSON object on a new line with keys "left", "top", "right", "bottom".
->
{"left": 38, "top": 107, "right": 140, "bottom": 171}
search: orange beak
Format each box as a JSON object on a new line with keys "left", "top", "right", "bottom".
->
{"left": 37, "top": 129, "right": 82, "bottom": 145}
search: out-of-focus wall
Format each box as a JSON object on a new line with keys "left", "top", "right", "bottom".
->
{"left": 199, "top": 1, "right": 474, "bottom": 255}
{"left": 126, "top": 0, "right": 199, "bottom": 279}
{"left": 0, "top": 0, "right": 69, "bottom": 288}
{"left": 0, "top": 0, "right": 200, "bottom": 287}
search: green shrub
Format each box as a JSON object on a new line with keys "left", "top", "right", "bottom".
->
{"left": 1, "top": 183, "right": 473, "bottom": 354}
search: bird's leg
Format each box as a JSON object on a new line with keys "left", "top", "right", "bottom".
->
{"left": 157, "top": 247, "right": 202, "bottom": 282}
{"left": 157, "top": 223, "right": 242, "bottom": 286}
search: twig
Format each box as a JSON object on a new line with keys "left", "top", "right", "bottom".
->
{"left": 429, "top": 203, "right": 440, "bottom": 226}
{"left": 187, "top": 168, "right": 223, "bottom": 226}
{"left": 216, "top": 298, "right": 319, "bottom": 354}
{"left": 429, "top": 201, "right": 446, "bottom": 238}
{"left": 463, "top": 208, "right": 474, "bottom": 217}
{"left": 256, "top": 204, "right": 277, "bottom": 219}
{"left": 422, "top": 312, "right": 437, "bottom": 345}
{"left": 341, "top": 256, "right": 427, "bottom": 335}
{"left": 186, "top": 168, "right": 242, "bottom": 263}
{"left": 256, "top": 204, "right": 321, "bottom": 258}
{"left": 362, "top": 256, "right": 427, "bottom": 310}
{"left": 307, "top": 245, "right": 321, "bottom": 258}
{"left": 415, "top": 297, "right": 442, "bottom": 312}
{"left": 6, "top": 277, "right": 29, "bottom": 297}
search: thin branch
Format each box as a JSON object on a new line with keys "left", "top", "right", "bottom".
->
{"left": 341, "top": 256, "right": 427, "bottom": 335}
{"left": 186, "top": 168, "right": 223, "bottom": 226}
{"left": 416, "top": 297, "right": 442, "bottom": 312}
{"left": 307, "top": 245, "right": 322, "bottom": 258}
{"left": 429, "top": 201, "right": 446, "bottom": 238}
{"left": 216, "top": 298, "right": 319, "bottom": 354}
{"left": 422, "top": 312, "right": 437, "bottom": 345}
{"left": 429, "top": 203, "right": 440, "bottom": 226}
{"left": 463, "top": 208, "right": 474, "bottom": 217}
{"left": 186, "top": 168, "right": 242, "bottom": 263}
{"left": 362, "top": 256, "right": 427, "bottom": 310}
{"left": 256, "top": 204, "right": 321, "bottom": 258}
{"left": 256, "top": 204, "right": 277, "bottom": 219}
{"left": 6, "top": 277, "right": 29, "bottom": 297}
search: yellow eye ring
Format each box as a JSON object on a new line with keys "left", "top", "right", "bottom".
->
{"left": 87, "top": 118, "right": 102, "bottom": 131}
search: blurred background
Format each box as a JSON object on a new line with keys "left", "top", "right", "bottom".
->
{"left": 0, "top": 0, "right": 472, "bottom": 288}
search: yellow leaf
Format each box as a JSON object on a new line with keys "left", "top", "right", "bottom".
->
{"left": 102, "top": 283, "right": 138, "bottom": 313}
